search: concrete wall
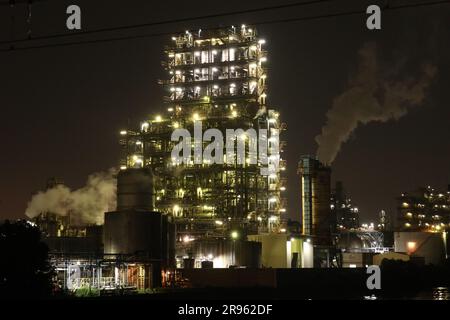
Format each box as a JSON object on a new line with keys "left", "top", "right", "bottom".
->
{"left": 178, "top": 268, "right": 368, "bottom": 297}
{"left": 248, "top": 234, "right": 313, "bottom": 268}
{"left": 248, "top": 234, "right": 287, "bottom": 268}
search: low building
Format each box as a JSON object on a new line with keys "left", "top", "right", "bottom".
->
{"left": 248, "top": 234, "right": 313, "bottom": 268}
{"left": 176, "top": 238, "right": 261, "bottom": 269}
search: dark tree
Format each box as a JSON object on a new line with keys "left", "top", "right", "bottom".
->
{"left": 0, "top": 220, "right": 54, "bottom": 298}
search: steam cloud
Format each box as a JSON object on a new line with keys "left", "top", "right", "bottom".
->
{"left": 315, "top": 42, "right": 437, "bottom": 164}
{"left": 25, "top": 168, "right": 117, "bottom": 225}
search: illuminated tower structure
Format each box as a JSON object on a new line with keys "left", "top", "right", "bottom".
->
{"left": 298, "top": 156, "right": 331, "bottom": 245}
{"left": 119, "top": 25, "right": 287, "bottom": 243}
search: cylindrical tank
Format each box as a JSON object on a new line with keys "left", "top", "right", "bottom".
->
{"left": 117, "top": 168, "right": 154, "bottom": 211}
{"left": 104, "top": 211, "right": 174, "bottom": 261}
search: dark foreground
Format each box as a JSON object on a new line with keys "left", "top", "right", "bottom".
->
{"left": 2, "top": 260, "right": 449, "bottom": 300}
{"left": 47, "top": 261, "right": 450, "bottom": 301}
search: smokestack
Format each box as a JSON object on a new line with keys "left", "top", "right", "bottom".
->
{"left": 315, "top": 42, "right": 437, "bottom": 165}
{"left": 298, "top": 155, "right": 331, "bottom": 245}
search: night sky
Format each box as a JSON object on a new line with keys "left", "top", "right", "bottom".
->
{"left": 1, "top": 0, "right": 449, "bottom": 224}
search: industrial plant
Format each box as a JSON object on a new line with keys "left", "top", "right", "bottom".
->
{"left": 118, "top": 25, "right": 288, "bottom": 269}
{"left": 22, "top": 24, "right": 449, "bottom": 297}
{"left": 397, "top": 185, "right": 450, "bottom": 232}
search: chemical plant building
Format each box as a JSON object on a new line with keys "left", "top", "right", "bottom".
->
{"left": 119, "top": 25, "right": 291, "bottom": 269}
{"left": 397, "top": 185, "right": 450, "bottom": 232}
{"left": 31, "top": 25, "right": 312, "bottom": 292}
{"left": 34, "top": 172, "right": 173, "bottom": 291}
{"left": 28, "top": 25, "right": 449, "bottom": 293}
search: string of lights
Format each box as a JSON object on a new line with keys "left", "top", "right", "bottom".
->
{"left": 0, "top": 0, "right": 449, "bottom": 53}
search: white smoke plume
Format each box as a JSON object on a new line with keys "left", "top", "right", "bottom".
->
{"left": 25, "top": 168, "right": 118, "bottom": 225}
{"left": 315, "top": 42, "right": 437, "bottom": 164}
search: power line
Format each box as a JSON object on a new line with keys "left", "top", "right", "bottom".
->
{"left": 1, "top": 0, "right": 449, "bottom": 53}
{"left": 0, "top": 0, "right": 48, "bottom": 7}
{"left": 0, "top": 0, "right": 334, "bottom": 45}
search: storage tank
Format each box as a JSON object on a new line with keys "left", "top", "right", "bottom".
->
{"left": 103, "top": 210, "right": 175, "bottom": 267}
{"left": 117, "top": 168, "right": 155, "bottom": 211}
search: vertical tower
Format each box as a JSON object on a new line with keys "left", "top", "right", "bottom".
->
{"left": 119, "top": 25, "right": 286, "bottom": 244}
{"left": 331, "top": 181, "right": 360, "bottom": 231}
{"left": 298, "top": 156, "right": 331, "bottom": 244}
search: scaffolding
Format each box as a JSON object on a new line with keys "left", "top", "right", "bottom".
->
{"left": 119, "top": 25, "right": 286, "bottom": 240}
{"left": 51, "top": 253, "right": 158, "bottom": 294}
